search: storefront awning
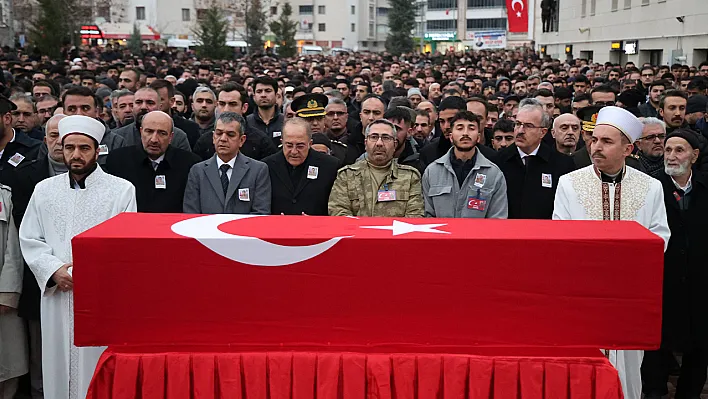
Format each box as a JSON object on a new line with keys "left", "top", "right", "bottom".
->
{"left": 99, "top": 23, "right": 160, "bottom": 41}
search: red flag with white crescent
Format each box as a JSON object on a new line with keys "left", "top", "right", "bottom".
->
{"left": 506, "top": 0, "right": 528, "bottom": 32}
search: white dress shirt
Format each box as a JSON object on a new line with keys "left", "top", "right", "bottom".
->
{"left": 216, "top": 154, "right": 238, "bottom": 180}
{"left": 517, "top": 144, "right": 540, "bottom": 165}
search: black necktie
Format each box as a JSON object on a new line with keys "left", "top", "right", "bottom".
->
{"left": 219, "top": 164, "right": 230, "bottom": 195}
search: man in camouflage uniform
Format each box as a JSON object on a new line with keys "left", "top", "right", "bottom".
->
{"left": 328, "top": 119, "right": 424, "bottom": 217}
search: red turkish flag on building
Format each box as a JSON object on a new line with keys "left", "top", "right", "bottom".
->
{"left": 506, "top": 0, "right": 528, "bottom": 32}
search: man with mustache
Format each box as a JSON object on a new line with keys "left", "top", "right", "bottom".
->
{"left": 553, "top": 106, "right": 670, "bottom": 399}
{"left": 642, "top": 130, "right": 708, "bottom": 399}
{"left": 422, "top": 111, "right": 507, "bottom": 218}
{"left": 660, "top": 90, "right": 687, "bottom": 133}
{"left": 111, "top": 87, "right": 191, "bottom": 152}
{"left": 635, "top": 118, "right": 667, "bottom": 178}
{"left": 105, "top": 111, "right": 201, "bottom": 213}
{"left": 19, "top": 115, "right": 136, "bottom": 399}
{"left": 550, "top": 113, "right": 581, "bottom": 156}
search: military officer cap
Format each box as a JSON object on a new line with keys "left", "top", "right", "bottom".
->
{"left": 291, "top": 93, "right": 328, "bottom": 118}
{"left": 0, "top": 94, "right": 17, "bottom": 115}
{"left": 576, "top": 105, "right": 602, "bottom": 133}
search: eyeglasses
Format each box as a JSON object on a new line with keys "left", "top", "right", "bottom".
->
{"left": 514, "top": 121, "right": 543, "bottom": 130}
{"left": 639, "top": 133, "right": 666, "bottom": 142}
{"left": 326, "top": 111, "right": 347, "bottom": 118}
{"left": 366, "top": 134, "right": 395, "bottom": 143}
{"left": 594, "top": 101, "right": 615, "bottom": 107}
{"left": 284, "top": 142, "right": 308, "bottom": 151}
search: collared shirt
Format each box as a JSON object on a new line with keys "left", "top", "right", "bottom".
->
{"left": 0, "top": 129, "right": 17, "bottom": 159}
{"left": 517, "top": 144, "right": 540, "bottom": 165}
{"left": 150, "top": 154, "right": 165, "bottom": 171}
{"left": 671, "top": 171, "right": 693, "bottom": 194}
{"left": 216, "top": 153, "right": 238, "bottom": 180}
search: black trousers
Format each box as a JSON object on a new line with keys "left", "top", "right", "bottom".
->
{"left": 542, "top": 14, "right": 551, "bottom": 32}
{"left": 641, "top": 347, "right": 708, "bottom": 398}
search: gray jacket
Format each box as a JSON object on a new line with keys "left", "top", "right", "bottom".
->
{"left": 112, "top": 122, "right": 192, "bottom": 152}
{"left": 422, "top": 147, "right": 508, "bottom": 218}
{"left": 183, "top": 153, "right": 271, "bottom": 215}
{"left": 99, "top": 123, "right": 126, "bottom": 165}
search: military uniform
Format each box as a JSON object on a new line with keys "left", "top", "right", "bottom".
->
{"left": 328, "top": 159, "right": 424, "bottom": 217}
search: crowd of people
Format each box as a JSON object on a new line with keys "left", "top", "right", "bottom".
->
{"left": 0, "top": 43, "right": 707, "bottom": 399}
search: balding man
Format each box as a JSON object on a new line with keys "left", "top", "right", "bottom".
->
{"left": 106, "top": 111, "right": 201, "bottom": 212}
{"left": 551, "top": 114, "right": 582, "bottom": 155}
{"left": 112, "top": 87, "right": 192, "bottom": 152}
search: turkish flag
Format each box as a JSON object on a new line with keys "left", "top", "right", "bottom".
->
{"left": 73, "top": 213, "right": 665, "bottom": 351}
{"left": 506, "top": 0, "right": 528, "bottom": 32}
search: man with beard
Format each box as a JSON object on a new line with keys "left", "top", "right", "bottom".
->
{"left": 1, "top": 114, "right": 67, "bottom": 399}
{"left": 19, "top": 115, "right": 136, "bottom": 399}
{"left": 61, "top": 86, "right": 125, "bottom": 165}
{"left": 422, "top": 111, "right": 507, "bottom": 218}
{"left": 636, "top": 118, "right": 666, "bottom": 178}
{"left": 247, "top": 76, "right": 284, "bottom": 147}
{"left": 193, "top": 83, "right": 277, "bottom": 161}
{"left": 420, "top": 96, "right": 497, "bottom": 169}
{"left": 263, "top": 118, "right": 340, "bottom": 215}
{"left": 639, "top": 80, "right": 666, "bottom": 118}
{"left": 149, "top": 79, "right": 201, "bottom": 149}
{"left": 106, "top": 111, "right": 200, "bottom": 213}
{"left": 660, "top": 90, "right": 687, "bottom": 133}
{"left": 642, "top": 130, "right": 708, "bottom": 399}
{"left": 191, "top": 87, "right": 217, "bottom": 136}
{"left": 9, "top": 93, "right": 43, "bottom": 140}
{"left": 553, "top": 107, "right": 669, "bottom": 399}
{"left": 112, "top": 87, "right": 191, "bottom": 151}
{"left": 110, "top": 89, "right": 135, "bottom": 128}
{"left": 496, "top": 99, "right": 576, "bottom": 219}
{"left": 383, "top": 106, "right": 424, "bottom": 174}
{"left": 551, "top": 113, "right": 581, "bottom": 155}
{"left": 118, "top": 68, "right": 140, "bottom": 92}
{"left": 328, "top": 119, "right": 423, "bottom": 217}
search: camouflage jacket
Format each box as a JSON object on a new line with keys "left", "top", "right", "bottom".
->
{"left": 328, "top": 159, "right": 424, "bottom": 217}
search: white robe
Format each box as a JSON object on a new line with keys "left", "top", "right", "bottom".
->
{"left": 19, "top": 166, "right": 136, "bottom": 399}
{"left": 0, "top": 185, "right": 28, "bottom": 383}
{"left": 553, "top": 165, "right": 670, "bottom": 399}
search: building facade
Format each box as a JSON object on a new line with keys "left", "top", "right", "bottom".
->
{"left": 535, "top": 0, "right": 708, "bottom": 66}
{"left": 414, "top": 0, "right": 514, "bottom": 54}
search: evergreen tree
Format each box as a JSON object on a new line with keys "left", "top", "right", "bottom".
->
{"left": 127, "top": 24, "right": 143, "bottom": 56}
{"left": 385, "top": 0, "right": 416, "bottom": 56}
{"left": 193, "top": 3, "right": 232, "bottom": 60}
{"left": 29, "top": 0, "right": 71, "bottom": 58}
{"left": 244, "top": 0, "right": 269, "bottom": 53}
{"left": 269, "top": 2, "right": 298, "bottom": 58}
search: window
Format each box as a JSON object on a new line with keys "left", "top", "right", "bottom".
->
{"left": 196, "top": 9, "right": 207, "bottom": 20}
{"left": 590, "top": 0, "right": 596, "bottom": 15}
{"left": 135, "top": 6, "right": 145, "bottom": 20}
{"left": 361, "top": 41, "right": 368, "bottom": 47}
{"left": 318, "top": 23, "right": 326, "bottom": 31}
{"left": 351, "top": 5, "right": 355, "bottom": 14}
{"left": 369, "top": 6, "right": 375, "bottom": 37}
{"left": 427, "top": 0, "right": 457, "bottom": 10}
{"left": 377, "top": 7, "right": 388, "bottom": 16}
{"left": 270, "top": 6, "right": 277, "bottom": 15}
{"left": 299, "top": 5, "right": 313, "bottom": 14}
{"left": 467, "top": 0, "right": 504, "bottom": 8}
{"left": 427, "top": 19, "right": 457, "bottom": 30}
{"left": 318, "top": 5, "right": 325, "bottom": 14}
{"left": 642, "top": 0, "right": 649, "bottom": 4}
{"left": 466, "top": 18, "right": 506, "bottom": 30}
{"left": 351, "top": 23, "right": 356, "bottom": 32}
{"left": 369, "top": 21, "right": 374, "bottom": 37}
{"left": 611, "top": 0, "right": 618, "bottom": 11}
{"left": 181, "top": 8, "right": 190, "bottom": 21}
{"left": 581, "top": 0, "right": 586, "bottom": 17}
{"left": 624, "top": 0, "right": 631, "bottom": 8}
{"left": 97, "top": 5, "right": 111, "bottom": 22}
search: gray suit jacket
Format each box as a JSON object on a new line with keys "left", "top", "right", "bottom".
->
{"left": 99, "top": 122, "right": 126, "bottom": 165}
{"left": 112, "top": 122, "right": 192, "bottom": 151}
{"left": 183, "top": 153, "right": 271, "bottom": 214}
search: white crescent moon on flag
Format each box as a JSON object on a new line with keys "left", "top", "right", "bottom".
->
{"left": 171, "top": 214, "right": 349, "bottom": 267}
{"left": 511, "top": 0, "right": 524, "bottom": 11}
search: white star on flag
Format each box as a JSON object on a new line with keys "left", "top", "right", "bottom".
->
{"left": 360, "top": 220, "right": 450, "bottom": 236}
{"left": 516, "top": 11, "right": 522, "bottom": 17}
